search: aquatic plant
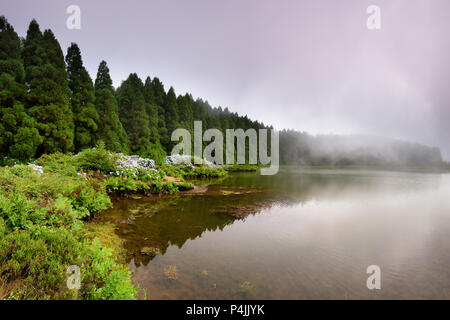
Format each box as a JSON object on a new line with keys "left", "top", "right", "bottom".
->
{"left": 164, "top": 265, "right": 179, "bottom": 280}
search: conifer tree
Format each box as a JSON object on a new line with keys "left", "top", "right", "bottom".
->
{"left": 116, "top": 73, "right": 153, "bottom": 155}
{"left": 143, "top": 77, "right": 155, "bottom": 104}
{"left": 0, "top": 16, "right": 42, "bottom": 160}
{"left": 23, "top": 20, "right": 74, "bottom": 154}
{"left": 151, "top": 77, "right": 166, "bottom": 106}
{"left": 176, "top": 93, "right": 194, "bottom": 132}
{"left": 66, "top": 43, "right": 99, "bottom": 151}
{"left": 149, "top": 77, "right": 168, "bottom": 150}
{"left": 162, "top": 87, "right": 179, "bottom": 150}
{"left": 94, "top": 60, "right": 129, "bottom": 153}
{"left": 0, "top": 16, "right": 270, "bottom": 162}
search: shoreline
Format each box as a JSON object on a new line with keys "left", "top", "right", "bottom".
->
{"left": 0, "top": 148, "right": 229, "bottom": 300}
{"left": 1, "top": 149, "right": 447, "bottom": 300}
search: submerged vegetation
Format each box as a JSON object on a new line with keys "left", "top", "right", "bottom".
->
{"left": 0, "top": 145, "right": 227, "bottom": 299}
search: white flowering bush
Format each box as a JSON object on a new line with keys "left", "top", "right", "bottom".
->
{"left": 27, "top": 163, "right": 43, "bottom": 176}
{"left": 110, "top": 154, "right": 162, "bottom": 182}
{"left": 77, "top": 172, "right": 87, "bottom": 180}
{"left": 165, "top": 155, "right": 216, "bottom": 167}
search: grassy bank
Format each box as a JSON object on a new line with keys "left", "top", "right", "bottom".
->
{"left": 0, "top": 146, "right": 227, "bottom": 300}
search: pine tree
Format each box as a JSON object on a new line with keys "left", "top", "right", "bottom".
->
{"left": 66, "top": 43, "right": 99, "bottom": 151}
{"left": 0, "top": 16, "right": 42, "bottom": 160}
{"left": 23, "top": 20, "right": 74, "bottom": 154}
{"left": 94, "top": 60, "right": 129, "bottom": 153}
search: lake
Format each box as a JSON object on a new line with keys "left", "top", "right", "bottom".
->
{"left": 97, "top": 168, "right": 450, "bottom": 299}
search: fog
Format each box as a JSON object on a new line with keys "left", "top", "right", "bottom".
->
{"left": 279, "top": 132, "right": 443, "bottom": 167}
{"left": 2, "top": 0, "right": 449, "bottom": 158}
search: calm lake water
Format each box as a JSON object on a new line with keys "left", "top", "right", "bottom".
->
{"left": 98, "top": 168, "right": 450, "bottom": 299}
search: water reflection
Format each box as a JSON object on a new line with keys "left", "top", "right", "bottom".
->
{"left": 97, "top": 168, "right": 450, "bottom": 299}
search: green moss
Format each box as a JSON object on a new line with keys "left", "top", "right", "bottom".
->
{"left": 84, "top": 222, "right": 127, "bottom": 264}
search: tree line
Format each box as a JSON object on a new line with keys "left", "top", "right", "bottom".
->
{"left": 0, "top": 16, "right": 443, "bottom": 167}
{"left": 0, "top": 16, "right": 266, "bottom": 163}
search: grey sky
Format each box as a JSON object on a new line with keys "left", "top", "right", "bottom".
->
{"left": 2, "top": 0, "right": 449, "bottom": 158}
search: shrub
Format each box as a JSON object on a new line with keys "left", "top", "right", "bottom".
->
{"left": 160, "top": 164, "right": 184, "bottom": 179}
{"left": 0, "top": 228, "right": 137, "bottom": 300}
{"left": 101, "top": 176, "right": 150, "bottom": 194}
{"left": 0, "top": 193, "right": 39, "bottom": 230}
{"left": 0, "top": 165, "right": 111, "bottom": 230}
{"left": 81, "top": 238, "right": 137, "bottom": 300}
{"left": 112, "top": 154, "right": 163, "bottom": 182}
{"left": 0, "top": 217, "right": 5, "bottom": 238}
{"left": 177, "top": 182, "right": 194, "bottom": 191}
{"left": 151, "top": 181, "right": 179, "bottom": 194}
{"left": 142, "top": 143, "right": 166, "bottom": 166}
{"left": 34, "top": 152, "right": 79, "bottom": 177}
{"left": 69, "top": 184, "right": 112, "bottom": 218}
{"left": 160, "top": 164, "right": 227, "bottom": 179}
{"left": 75, "top": 142, "right": 117, "bottom": 173}
{"left": 0, "top": 227, "right": 82, "bottom": 299}
{"left": 183, "top": 166, "right": 227, "bottom": 178}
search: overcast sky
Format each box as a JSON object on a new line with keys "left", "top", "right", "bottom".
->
{"left": 3, "top": 0, "right": 450, "bottom": 158}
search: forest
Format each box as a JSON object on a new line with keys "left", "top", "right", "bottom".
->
{"left": 0, "top": 16, "right": 444, "bottom": 168}
{"left": 0, "top": 16, "right": 266, "bottom": 164}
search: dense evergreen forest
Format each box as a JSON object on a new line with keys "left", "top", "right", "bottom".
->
{"left": 0, "top": 16, "right": 266, "bottom": 164}
{"left": 0, "top": 16, "right": 444, "bottom": 167}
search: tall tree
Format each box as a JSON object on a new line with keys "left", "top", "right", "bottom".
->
{"left": 151, "top": 77, "right": 166, "bottom": 106}
{"left": 143, "top": 77, "right": 160, "bottom": 144}
{"left": 150, "top": 77, "right": 167, "bottom": 150}
{"left": 176, "top": 93, "right": 194, "bottom": 132}
{"left": 94, "top": 60, "right": 129, "bottom": 153}
{"left": 23, "top": 20, "right": 74, "bottom": 154}
{"left": 162, "top": 87, "right": 179, "bottom": 150}
{"left": 66, "top": 43, "right": 99, "bottom": 151}
{"left": 0, "top": 16, "right": 42, "bottom": 160}
{"left": 116, "top": 73, "right": 153, "bottom": 155}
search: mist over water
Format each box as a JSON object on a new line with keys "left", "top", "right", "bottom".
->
{"left": 279, "top": 133, "right": 444, "bottom": 166}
